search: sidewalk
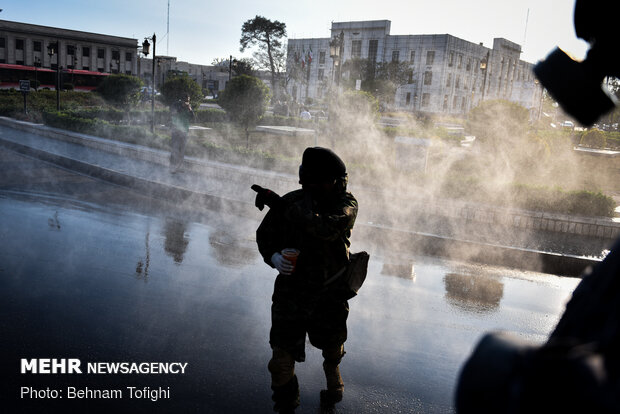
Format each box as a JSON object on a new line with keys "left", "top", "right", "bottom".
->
{"left": 0, "top": 116, "right": 607, "bottom": 276}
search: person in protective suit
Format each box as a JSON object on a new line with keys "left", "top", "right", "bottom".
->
{"left": 252, "top": 147, "right": 358, "bottom": 413}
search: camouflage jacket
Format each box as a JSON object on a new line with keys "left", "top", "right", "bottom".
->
{"left": 257, "top": 189, "right": 358, "bottom": 291}
{"left": 171, "top": 101, "right": 194, "bottom": 132}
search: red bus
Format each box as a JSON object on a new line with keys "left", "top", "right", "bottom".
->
{"left": 0, "top": 63, "right": 109, "bottom": 91}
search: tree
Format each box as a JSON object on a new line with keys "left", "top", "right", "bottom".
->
{"left": 161, "top": 74, "right": 203, "bottom": 109}
{"left": 218, "top": 75, "right": 271, "bottom": 146}
{"left": 467, "top": 99, "right": 530, "bottom": 149}
{"left": 96, "top": 74, "right": 143, "bottom": 108}
{"left": 341, "top": 58, "right": 412, "bottom": 104}
{"left": 240, "top": 15, "right": 286, "bottom": 99}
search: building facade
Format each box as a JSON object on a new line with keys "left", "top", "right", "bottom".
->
{"left": 0, "top": 20, "right": 138, "bottom": 75}
{"left": 287, "top": 20, "right": 543, "bottom": 118}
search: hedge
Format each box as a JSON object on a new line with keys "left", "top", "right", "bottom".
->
{"left": 442, "top": 177, "right": 616, "bottom": 217}
{"left": 41, "top": 111, "right": 168, "bottom": 149}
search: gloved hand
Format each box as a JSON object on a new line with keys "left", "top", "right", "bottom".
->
{"left": 251, "top": 185, "right": 282, "bottom": 211}
{"left": 271, "top": 252, "right": 294, "bottom": 275}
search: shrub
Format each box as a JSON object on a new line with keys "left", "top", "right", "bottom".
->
{"left": 195, "top": 108, "right": 227, "bottom": 123}
{"left": 161, "top": 74, "right": 203, "bottom": 109}
{"left": 96, "top": 74, "right": 143, "bottom": 108}
{"left": 580, "top": 129, "right": 607, "bottom": 148}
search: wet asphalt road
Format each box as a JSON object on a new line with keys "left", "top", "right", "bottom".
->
{"left": 0, "top": 148, "right": 580, "bottom": 413}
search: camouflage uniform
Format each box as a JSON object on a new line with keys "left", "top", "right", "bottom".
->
{"left": 169, "top": 99, "right": 194, "bottom": 169}
{"left": 257, "top": 187, "right": 358, "bottom": 411}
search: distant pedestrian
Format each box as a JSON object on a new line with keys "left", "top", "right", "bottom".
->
{"left": 169, "top": 94, "right": 194, "bottom": 173}
{"left": 300, "top": 108, "right": 312, "bottom": 120}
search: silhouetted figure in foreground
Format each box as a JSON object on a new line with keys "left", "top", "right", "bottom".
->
{"left": 252, "top": 147, "right": 358, "bottom": 413}
{"left": 456, "top": 0, "right": 620, "bottom": 412}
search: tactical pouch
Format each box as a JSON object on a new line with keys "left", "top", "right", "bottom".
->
{"left": 324, "top": 251, "right": 370, "bottom": 300}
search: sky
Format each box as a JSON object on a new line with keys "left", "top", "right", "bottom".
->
{"left": 4, "top": 0, "right": 588, "bottom": 66}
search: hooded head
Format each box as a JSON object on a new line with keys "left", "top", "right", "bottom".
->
{"left": 299, "top": 147, "right": 348, "bottom": 196}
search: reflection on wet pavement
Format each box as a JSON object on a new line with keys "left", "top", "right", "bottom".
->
{"left": 209, "top": 229, "right": 258, "bottom": 267}
{"left": 443, "top": 272, "right": 504, "bottom": 313}
{"left": 163, "top": 218, "right": 190, "bottom": 264}
{"left": 0, "top": 148, "right": 582, "bottom": 413}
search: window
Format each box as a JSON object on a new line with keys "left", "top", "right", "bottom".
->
{"left": 34, "top": 41, "right": 42, "bottom": 52}
{"left": 67, "top": 45, "right": 75, "bottom": 55}
{"left": 457, "top": 54, "right": 463, "bottom": 69}
{"left": 352, "top": 40, "right": 362, "bottom": 58}
{"left": 125, "top": 70, "right": 131, "bottom": 75}
{"left": 461, "top": 97, "right": 466, "bottom": 109}
{"left": 448, "top": 51, "right": 454, "bottom": 67}
{"left": 97, "top": 48, "right": 105, "bottom": 59}
{"left": 426, "top": 50, "right": 435, "bottom": 65}
{"left": 453, "top": 95, "right": 458, "bottom": 109}
{"left": 409, "top": 50, "right": 415, "bottom": 63}
{"left": 82, "top": 47, "right": 90, "bottom": 57}
{"left": 16, "top": 60, "right": 24, "bottom": 65}
{"left": 391, "top": 50, "right": 400, "bottom": 62}
{"left": 424, "top": 71, "right": 432, "bottom": 85}
{"left": 112, "top": 50, "right": 120, "bottom": 60}
{"left": 83, "top": 66, "right": 89, "bottom": 71}
{"left": 406, "top": 92, "right": 411, "bottom": 105}
{"left": 474, "top": 59, "right": 479, "bottom": 73}
{"left": 0, "top": 38, "right": 5, "bottom": 48}
{"left": 126, "top": 52, "right": 132, "bottom": 61}
{"left": 455, "top": 75, "right": 460, "bottom": 89}
{"left": 466, "top": 58, "right": 471, "bottom": 71}
{"left": 318, "top": 68, "right": 324, "bottom": 80}
{"left": 319, "top": 51, "right": 325, "bottom": 64}
{"left": 368, "top": 40, "right": 378, "bottom": 62}
{"left": 422, "top": 93, "right": 430, "bottom": 107}
{"left": 16, "top": 39, "right": 24, "bottom": 50}
{"left": 408, "top": 71, "right": 413, "bottom": 84}
{"left": 98, "top": 67, "right": 104, "bottom": 72}
{"left": 446, "top": 73, "right": 452, "bottom": 87}
{"left": 443, "top": 95, "right": 449, "bottom": 110}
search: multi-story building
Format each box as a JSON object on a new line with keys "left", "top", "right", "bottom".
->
{"left": 287, "top": 20, "right": 543, "bottom": 118}
{"left": 0, "top": 20, "right": 138, "bottom": 74}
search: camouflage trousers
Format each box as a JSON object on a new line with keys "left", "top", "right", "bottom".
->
{"left": 270, "top": 274, "right": 349, "bottom": 362}
{"left": 169, "top": 129, "right": 188, "bottom": 168}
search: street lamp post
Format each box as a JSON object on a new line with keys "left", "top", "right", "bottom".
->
{"left": 329, "top": 31, "right": 344, "bottom": 89}
{"left": 141, "top": 34, "right": 156, "bottom": 132}
{"left": 480, "top": 51, "right": 490, "bottom": 103}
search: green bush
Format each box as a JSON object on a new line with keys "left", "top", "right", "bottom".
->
{"left": 96, "top": 74, "right": 143, "bottom": 107}
{"left": 439, "top": 177, "right": 615, "bottom": 217}
{"left": 580, "top": 129, "right": 607, "bottom": 148}
{"left": 41, "top": 110, "right": 167, "bottom": 149}
{"left": 195, "top": 108, "right": 227, "bottom": 123}
{"left": 161, "top": 75, "right": 203, "bottom": 109}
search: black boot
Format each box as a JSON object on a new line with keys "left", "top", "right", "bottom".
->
{"left": 272, "top": 374, "right": 300, "bottom": 413}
